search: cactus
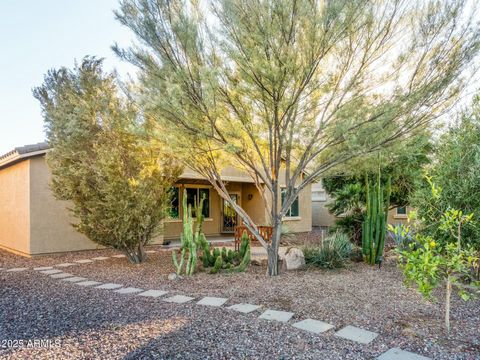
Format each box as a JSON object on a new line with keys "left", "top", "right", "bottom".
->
{"left": 202, "top": 231, "right": 251, "bottom": 273}
{"left": 210, "top": 255, "right": 223, "bottom": 274}
{"left": 362, "top": 169, "right": 391, "bottom": 265}
{"left": 171, "top": 189, "right": 206, "bottom": 276}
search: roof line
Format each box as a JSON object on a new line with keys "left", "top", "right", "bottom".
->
{"left": 0, "top": 142, "right": 50, "bottom": 169}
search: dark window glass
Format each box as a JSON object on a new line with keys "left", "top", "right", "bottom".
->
{"left": 169, "top": 187, "right": 179, "bottom": 219}
{"left": 281, "top": 188, "right": 300, "bottom": 217}
{"left": 397, "top": 206, "right": 407, "bottom": 215}
{"left": 186, "top": 188, "right": 197, "bottom": 217}
{"left": 199, "top": 188, "right": 210, "bottom": 217}
{"left": 185, "top": 188, "right": 210, "bottom": 218}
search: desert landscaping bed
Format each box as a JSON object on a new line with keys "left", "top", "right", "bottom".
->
{"left": 1, "top": 248, "right": 479, "bottom": 359}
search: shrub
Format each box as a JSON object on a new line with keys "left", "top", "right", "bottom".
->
{"left": 303, "top": 232, "right": 353, "bottom": 269}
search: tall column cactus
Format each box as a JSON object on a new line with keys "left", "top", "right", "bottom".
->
{"left": 172, "top": 189, "right": 206, "bottom": 276}
{"left": 362, "top": 169, "right": 391, "bottom": 265}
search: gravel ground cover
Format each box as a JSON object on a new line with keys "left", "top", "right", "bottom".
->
{"left": 1, "top": 245, "right": 479, "bottom": 359}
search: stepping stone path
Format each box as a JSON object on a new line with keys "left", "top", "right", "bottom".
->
{"left": 50, "top": 273, "right": 74, "bottom": 279}
{"left": 115, "top": 287, "right": 143, "bottom": 295}
{"left": 56, "top": 263, "right": 76, "bottom": 268}
{"left": 96, "top": 283, "right": 124, "bottom": 290}
{"left": 197, "top": 297, "right": 228, "bottom": 307}
{"left": 145, "top": 250, "right": 156, "bottom": 254}
{"left": 40, "top": 269, "right": 64, "bottom": 275}
{"left": 163, "top": 295, "right": 194, "bottom": 304}
{"left": 75, "top": 259, "right": 93, "bottom": 264}
{"left": 138, "top": 290, "right": 168, "bottom": 298}
{"left": 292, "top": 319, "right": 334, "bottom": 334}
{"left": 6, "top": 268, "right": 28, "bottom": 272}
{"left": 75, "top": 280, "right": 102, "bottom": 287}
{"left": 228, "top": 303, "right": 261, "bottom": 314}
{"left": 259, "top": 309, "right": 294, "bottom": 322}
{"left": 335, "top": 325, "right": 379, "bottom": 344}
{"left": 5, "top": 257, "right": 429, "bottom": 360}
{"left": 377, "top": 348, "right": 431, "bottom": 360}
{"left": 62, "top": 277, "right": 87, "bottom": 283}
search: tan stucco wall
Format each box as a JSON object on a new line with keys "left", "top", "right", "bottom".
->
{"left": 282, "top": 183, "right": 312, "bottom": 232}
{"left": 28, "top": 156, "right": 100, "bottom": 254}
{"left": 0, "top": 160, "right": 30, "bottom": 255}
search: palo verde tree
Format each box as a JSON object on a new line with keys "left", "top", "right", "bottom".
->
{"left": 114, "top": 0, "right": 480, "bottom": 275}
{"left": 34, "top": 57, "right": 181, "bottom": 263}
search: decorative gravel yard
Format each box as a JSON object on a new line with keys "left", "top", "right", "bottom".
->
{"left": 1, "top": 246, "right": 479, "bottom": 360}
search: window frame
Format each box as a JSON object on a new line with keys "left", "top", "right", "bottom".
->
{"left": 281, "top": 187, "right": 300, "bottom": 218}
{"left": 185, "top": 186, "right": 211, "bottom": 218}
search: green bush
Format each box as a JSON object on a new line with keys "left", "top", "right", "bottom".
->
{"left": 303, "top": 232, "right": 353, "bottom": 269}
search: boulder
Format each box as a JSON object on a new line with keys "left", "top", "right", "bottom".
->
{"left": 284, "top": 247, "right": 305, "bottom": 270}
{"left": 168, "top": 273, "right": 180, "bottom": 280}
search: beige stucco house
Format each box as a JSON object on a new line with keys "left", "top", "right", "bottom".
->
{"left": 0, "top": 143, "right": 312, "bottom": 256}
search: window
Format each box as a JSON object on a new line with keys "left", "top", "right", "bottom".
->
{"left": 281, "top": 188, "right": 299, "bottom": 217}
{"left": 396, "top": 206, "right": 407, "bottom": 216}
{"left": 186, "top": 187, "right": 210, "bottom": 217}
{"left": 169, "top": 187, "right": 179, "bottom": 219}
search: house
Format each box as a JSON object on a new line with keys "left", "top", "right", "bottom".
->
{"left": 311, "top": 180, "right": 411, "bottom": 228}
{"left": 0, "top": 143, "right": 312, "bottom": 256}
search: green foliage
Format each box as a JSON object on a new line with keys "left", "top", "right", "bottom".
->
{"left": 411, "top": 97, "right": 480, "bottom": 250}
{"left": 114, "top": 0, "right": 480, "bottom": 276}
{"left": 388, "top": 223, "right": 414, "bottom": 251}
{"left": 362, "top": 169, "right": 391, "bottom": 265}
{"left": 33, "top": 58, "right": 181, "bottom": 264}
{"left": 201, "top": 230, "right": 251, "bottom": 273}
{"left": 398, "top": 180, "right": 480, "bottom": 332}
{"left": 172, "top": 189, "right": 207, "bottom": 275}
{"left": 324, "top": 136, "right": 431, "bottom": 243}
{"left": 303, "top": 232, "right": 353, "bottom": 269}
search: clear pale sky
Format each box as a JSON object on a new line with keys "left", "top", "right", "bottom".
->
{"left": 0, "top": 0, "right": 136, "bottom": 154}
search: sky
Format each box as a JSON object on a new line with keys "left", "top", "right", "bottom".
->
{"left": 0, "top": 0, "right": 136, "bottom": 154}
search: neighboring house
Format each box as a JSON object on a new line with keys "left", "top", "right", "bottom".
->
{"left": 0, "top": 143, "right": 312, "bottom": 256}
{"left": 311, "top": 181, "right": 411, "bottom": 228}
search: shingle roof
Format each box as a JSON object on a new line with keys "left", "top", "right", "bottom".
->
{"left": 0, "top": 142, "right": 50, "bottom": 169}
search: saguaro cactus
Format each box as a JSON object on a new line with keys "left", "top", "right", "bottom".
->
{"left": 362, "top": 169, "right": 391, "bottom": 265}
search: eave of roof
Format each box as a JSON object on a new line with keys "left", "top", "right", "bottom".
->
{"left": 0, "top": 142, "right": 50, "bottom": 170}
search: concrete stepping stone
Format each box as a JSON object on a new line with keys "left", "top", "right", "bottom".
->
{"left": 259, "top": 309, "right": 294, "bottom": 322}
{"left": 92, "top": 256, "right": 110, "bottom": 261}
{"left": 56, "top": 263, "right": 76, "bottom": 268}
{"left": 50, "top": 273, "right": 74, "bottom": 279}
{"left": 39, "top": 269, "right": 64, "bottom": 275}
{"left": 75, "top": 280, "right": 102, "bottom": 287}
{"left": 96, "top": 283, "right": 124, "bottom": 290}
{"left": 6, "top": 267, "right": 28, "bottom": 272}
{"left": 62, "top": 276, "right": 87, "bottom": 283}
{"left": 145, "top": 250, "right": 156, "bottom": 254}
{"left": 377, "top": 348, "right": 431, "bottom": 360}
{"left": 292, "top": 319, "right": 335, "bottom": 334}
{"left": 163, "top": 295, "right": 195, "bottom": 304}
{"left": 112, "top": 254, "right": 126, "bottom": 258}
{"left": 335, "top": 325, "right": 378, "bottom": 344}
{"left": 228, "top": 303, "right": 261, "bottom": 314}
{"left": 138, "top": 290, "right": 169, "bottom": 298}
{"left": 34, "top": 266, "right": 53, "bottom": 271}
{"left": 115, "top": 287, "right": 143, "bottom": 294}
{"left": 197, "top": 297, "right": 228, "bottom": 307}
{"left": 75, "top": 259, "right": 93, "bottom": 264}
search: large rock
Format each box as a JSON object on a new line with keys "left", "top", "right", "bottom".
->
{"left": 284, "top": 247, "right": 305, "bottom": 270}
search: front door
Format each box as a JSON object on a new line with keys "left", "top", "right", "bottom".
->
{"left": 222, "top": 194, "right": 238, "bottom": 233}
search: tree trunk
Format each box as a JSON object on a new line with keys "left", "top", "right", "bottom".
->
{"left": 445, "top": 275, "right": 451, "bottom": 334}
{"left": 267, "top": 220, "right": 282, "bottom": 276}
